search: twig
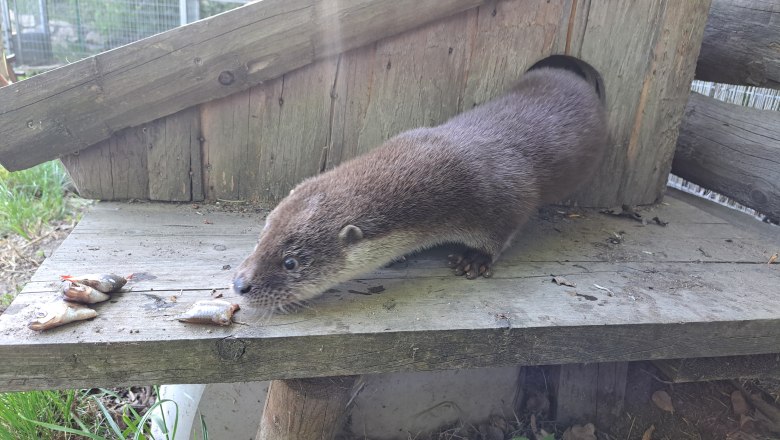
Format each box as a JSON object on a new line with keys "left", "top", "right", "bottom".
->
{"left": 19, "top": 229, "right": 55, "bottom": 250}
{"left": 639, "top": 367, "right": 675, "bottom": 385}
{"left": 626, "top": 414, "right": 636, "bottom": 440}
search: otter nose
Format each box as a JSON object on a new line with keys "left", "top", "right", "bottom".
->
{"left": 233, "top": 275, "right": 252, "bottom": 294}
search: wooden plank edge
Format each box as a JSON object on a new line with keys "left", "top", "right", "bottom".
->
{"left": 3, "top": 320, "right": 780, "bottom": 392}
{"left": 653, "top": 354, "right": 780, "bottom": 383}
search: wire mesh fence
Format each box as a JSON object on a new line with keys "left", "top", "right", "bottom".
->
{"left": 1, "top": 0, "right": 245, "bottom": 68}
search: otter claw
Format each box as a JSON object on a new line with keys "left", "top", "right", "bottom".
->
{"left": 447, "top": 254, "right": 463, "bottom": 268}
{"left": 449, "top": 250, "right": 494, "bottom": 279}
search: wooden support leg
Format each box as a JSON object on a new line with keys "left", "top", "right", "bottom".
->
{"left": 257, "top": 376, "right": 358, "bottom": 440}
{"left": 554, "top": 362, "right": 628, "bottom": 429}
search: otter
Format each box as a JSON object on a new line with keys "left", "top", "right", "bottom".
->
{"left": 232, "top": 67, "right": 608, "bottom": 312}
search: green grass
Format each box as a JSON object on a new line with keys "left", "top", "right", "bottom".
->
{"left": 0, "top": 160, "right": 75, "bottom": 240}
{"left": 0, "top": 389, "right": 77, "bottom": 440}
{"left": 0, "top": 387, "right": 188, "bottom": 440}
{"left": 0, "top": 163, "right": 202, "bottom": 439}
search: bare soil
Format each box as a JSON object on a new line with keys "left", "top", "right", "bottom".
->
{"left": 0, "top": 220, "right": 75, "bottom": 312}
{"left": 373, "top": 363, "right": 780, "bottom": 440}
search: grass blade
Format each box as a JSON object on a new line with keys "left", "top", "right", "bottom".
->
{"left": 91, "top": 395, "right": 124, "bottom": 437}
{"left": 18, "top": 415, "right": 106, "bottom": 440}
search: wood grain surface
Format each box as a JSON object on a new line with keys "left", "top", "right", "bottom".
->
{"left": 695, "top": 0, "right": 780, "bottom": 89}
{"left": 0, "top": 0, "right": 488, "bottom": 171}
{"left": 56, "top": 0, "right": 710, "bottom": 209}
{"left": 1, "top": 190, "right": 778, "bottom": 392}
{"left": 673, "top": 92, "right": 780, "bottom": 222}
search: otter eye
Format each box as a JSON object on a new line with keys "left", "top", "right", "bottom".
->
{"left": 283, "top": 257, "right": 299, "bottom": 271}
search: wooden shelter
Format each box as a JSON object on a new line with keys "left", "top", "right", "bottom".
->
{"left": 1, "top": 0, "right": 779, "bottom": 438}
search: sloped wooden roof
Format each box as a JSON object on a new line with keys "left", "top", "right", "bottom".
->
{"left": 0, "top": 0, "right": 485, "bottom": 171}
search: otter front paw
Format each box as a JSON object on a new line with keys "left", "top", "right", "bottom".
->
{"left": 447, "top": 251, "right": 493, "bottom": 279}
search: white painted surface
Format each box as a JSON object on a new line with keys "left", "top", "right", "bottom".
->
{"left": 159, "top": 366, "right": 520, "bottom": 439}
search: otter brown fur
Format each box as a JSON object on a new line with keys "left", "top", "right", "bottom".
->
{"left": 232, "top": 67, "right": 607, "bottom": 312}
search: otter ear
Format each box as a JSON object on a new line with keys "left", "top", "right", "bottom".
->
{"left": 338, "top": 224, "right": 363, "bottom": 245}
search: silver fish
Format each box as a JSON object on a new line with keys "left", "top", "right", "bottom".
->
{"left": 61, "top": 280, "right": 111, "bottom": 304}
{"left": 28, "top": 301, "right": 98, "bottom": 331}
{"left": 60, "top": 273, "right": 129, "bottom": 293}
{"left": 177, "top": 300, "right": 240, "bottom": 326}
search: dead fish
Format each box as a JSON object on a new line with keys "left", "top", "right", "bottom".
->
{"left": 177, "top": 300, "right": 240, "bottom": 326}
{"left": 60, "top": 273, "right": 129, "bottom": 293}
{"left": 61, "top": 280, "right": 111, "bottom": 304}
{"left": 28, "top": 301, "right": 98, "bottom": 331}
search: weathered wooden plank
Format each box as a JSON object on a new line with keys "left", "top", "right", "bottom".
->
{"left": 147, "top": 108, "right": 202, "bottom": 202}
{"left": 248, "top": 59, "right": 339, "bottom": 201}
{"left": 672, "top": 92, "right": 780, "bottom": 222}
{"left": 257, "top": 376, "right": 357, "bottom": 440}
{"left": 201, "top": 90, "right": 251, "bottom": 201}
{"left": 695, "top": 0, "right": 780, "bottom": 89}
{"left": 653, "top": 354, "right": 780, "bottom": 383}
{"left": 0, "top": 190, "right": 779, "bottom": 392}
{"left": 462, "top": 0, "right": 571, "bottom": 109}
{"left": 243, "top": 76, "right": 285, "bottom": 201}
{"left": 0, "top": 0, "right": 489, "bottom": 171}
{"left": 595, "top": 362, "right": 628, "bottom": 428}
{"left": 572, "top": 0, "right": 712, "bottom": 207}
{"left": 60, "top": 141, "right": 115, "bottom": 200}
{"left": 16, "top": 189, "right": 780, "bottom": 296}
{"left": 555, "top": 364, "right": 599, "bottom": 425}
{"left": 202, "top": 58, "right": 339, "bottom": 202}
{"left": 107, "top": 127, "right": 149, "bottom": 200}
{"left": 61, "top": 125, "right": 149, "bottom": 200}
{"left": 328, "top": 8, "right": 475, "bottom": 168}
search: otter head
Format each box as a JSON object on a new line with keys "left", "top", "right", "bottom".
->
{"left": 231, "top": 188, "right": 364, "bottom": 313}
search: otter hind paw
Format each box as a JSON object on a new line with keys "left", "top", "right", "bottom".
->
{"left": 447, "top": 251, "right": 493, "bottom": 279}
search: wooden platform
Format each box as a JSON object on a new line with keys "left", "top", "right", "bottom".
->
{"left": 1, "top": 189, "right": 778, "bottom": 392}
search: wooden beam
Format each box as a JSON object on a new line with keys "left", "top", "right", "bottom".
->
{"left": 0, "top": 0, "right": 486, "bottom": 171}
{"left": 672, "top": 92, "right": 780, "bottom": 222}
{"left": 695, "top": 0, "right": 780, "bottom": 89}
{"left": 257, "top": 376, "right": 358, "bottom": 440}
{"left": 653, "top": 354, "right": 780, "bottom": 383}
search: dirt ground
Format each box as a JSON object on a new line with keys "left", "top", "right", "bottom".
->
{"left": 380, "top": 362, "right": 780, "bottom": 440}
{"left": 0, "top": 220, "right": 74, "bottom": 313}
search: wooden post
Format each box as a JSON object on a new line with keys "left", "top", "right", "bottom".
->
{"left": 257, "top": 376, "right": 358, "bottom": 440}
{"left": 553, "top": 362, "right": 628, "bottom": 429}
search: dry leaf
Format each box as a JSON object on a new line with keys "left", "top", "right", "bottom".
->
{"left": 641, "top": 424, "right": 655, "bottom": 440}
{"left": 732, "top": 390, "right": 750, "bottom": 415}
{"left": 651, "top": 390, "right": 674, "bottom": 413}
{"left": 740, "top": 413, "right": 756, "bottom": 431}
{"left": 553, "top": 276, "right": 576, "bottom": 287}
{"left": 769, "top": 253, "right": 778, "bottom": 265}
{"left": 562, "top": 423, "right": 596, "bottom": 440}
